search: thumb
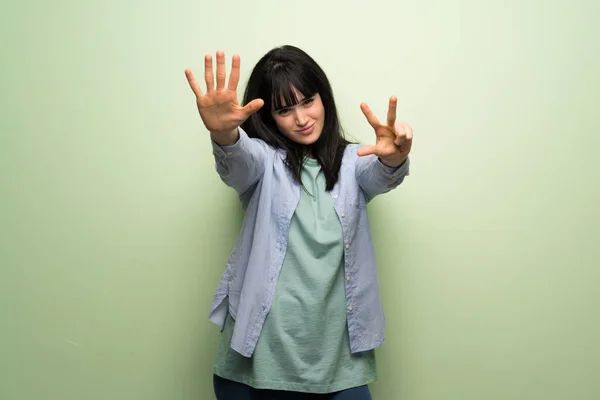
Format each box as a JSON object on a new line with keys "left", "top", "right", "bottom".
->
{"left": 242, "top": 98, "right": 264, "bottom": 117}
{"left": 357, "top": 144, "right": 378, "bottom": 157}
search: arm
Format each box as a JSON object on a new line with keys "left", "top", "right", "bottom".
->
{"left": 355, "top": 96, "right": 413, "bottom": 201}
{"left": 211, "top": 126, "right": 269, "bottom": 195}
{"left": 356, "top": 153, "right": 410, "bottom": 202}
{"left": 184, "top": 51, "right": 266, "bottom": 195}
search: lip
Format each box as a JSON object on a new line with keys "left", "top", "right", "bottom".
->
{"left": 295, "top": 124, "right": 315, "bottom": 135}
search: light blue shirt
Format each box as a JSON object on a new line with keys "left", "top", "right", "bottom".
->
{"left": 209, "top": 127, "right": 410, "bottom": 358}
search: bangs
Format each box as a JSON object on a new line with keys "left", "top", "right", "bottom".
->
{"left": 269, "top": 65, "right": 318, "bottom": 111}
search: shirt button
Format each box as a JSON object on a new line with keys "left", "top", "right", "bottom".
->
{"left": 348, "top": 306, "right": 353, "bottom": 311}
{"left": 345, "top": 244, "right": 350, "bottom": 249}
{"left": 341, "top": 212, "right": 345, "bottom": 217}
{"left": 346, "top": 275, "right": 350, "bottom": 281}
{"left": 333, "top": 194, "right": 338, "bottom": 199}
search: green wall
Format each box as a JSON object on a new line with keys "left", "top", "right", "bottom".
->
{"left": 2, "top": 0, "right": 599, "bottom": 399}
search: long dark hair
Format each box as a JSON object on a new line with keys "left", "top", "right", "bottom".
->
{"left": 241, "top": 45, "right": 350, "bottom": 191}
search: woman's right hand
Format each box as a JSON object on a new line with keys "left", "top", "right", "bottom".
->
{"left": 185, "top": 51, "right": 264, "bottom": 144}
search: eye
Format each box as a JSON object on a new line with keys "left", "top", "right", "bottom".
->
{"left": 302, "top": 97, "right": 315, "bottom": 106}
{"left": 277, "top": 108, "right": 291, "bottom": 116}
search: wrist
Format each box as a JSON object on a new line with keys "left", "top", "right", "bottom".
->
{"left": 211, "top": 128, "right": 239, "bottom": 147}
{"left": 379, "top": 155, "right": 407, "bottom": 168}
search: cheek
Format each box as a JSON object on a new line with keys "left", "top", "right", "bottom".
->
{"left": 272, "top": 116, "right": 283, "bottom": 128}
{"left": 311, "top": 104, "right": 325, "bottom": 122}
{"left": 273, "top": 117, "right": 288, "bottom": 136}
{"left": 274, "top": 116, "right": 292, "bottom": 134}
{"left": 314, "top": 111, "right": 325, "bottom": 126}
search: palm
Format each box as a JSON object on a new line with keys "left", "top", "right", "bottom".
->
{"left": 196, "top": 90, "right": 246, "bottom": 133}
{"left": 370, "top": 124, "right": 402, "bottom": 158}
{"left": 185, "top": 51, "right": 264, "bottom": 135}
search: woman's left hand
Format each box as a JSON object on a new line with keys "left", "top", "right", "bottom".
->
{"left": 357, "top": 96, "right": 413, "bottom": 168}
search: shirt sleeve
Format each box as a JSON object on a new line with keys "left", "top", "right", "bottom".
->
{"left": 355, "top": 149, "right": 410, "bottom": 203}
{"left": 211, "top": 127, "right": 270, "bottom": 196}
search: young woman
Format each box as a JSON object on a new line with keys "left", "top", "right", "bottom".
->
{"left": 185, "top": 45, "right": 413, "bottom": 400}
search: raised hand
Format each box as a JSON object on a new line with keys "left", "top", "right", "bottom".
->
{"left": 357, "top": 96, "right": 413, "bottom": 167}
{"left": 185, "top": 51, "right": 264, "bottom": 139}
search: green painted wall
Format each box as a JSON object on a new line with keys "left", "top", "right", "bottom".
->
{"left": 2, "top": 0, "right": 598, "bottom": 399}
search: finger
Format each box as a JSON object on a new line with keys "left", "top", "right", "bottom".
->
{"left": 227, "top": 54, "right": 241, "bottom": 91}
{"left": 387, "top": 96, "right": 397, "bottom": 127}
{"left": 356, "top": 144, "right": 379, "bottom": 157}
{"left": 405, "top": 124, "right": 413, "bottom": 141}
{"left": 241, "top": 98, "right": 265, "bottom": 118}
{"left": 394, "top": 130, "right": 405, "bottom": 146}
{"left": 400, "top": 123, "right": 413, "bottom": 142}
{"left": 204, "top": 54, "right": 214, "bottom": 92}
{"left": 360, "top": 103, "right": 381, "bottom": 128}
{"left": 216, "top": 51, "right": 226, "bottom": 90}
{"left": 392, "top": 122, "right": 403, "bottom": 146}
{"left": 184, "top": 69, "right": 203, "bottom": 98}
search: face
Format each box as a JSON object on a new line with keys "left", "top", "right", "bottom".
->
{"left": 271, "top": 88, "right": 325, "bottom": 146}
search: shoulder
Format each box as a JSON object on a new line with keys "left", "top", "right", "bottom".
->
{"left": 342, "top": 142, "right": 362, "bottom": 164}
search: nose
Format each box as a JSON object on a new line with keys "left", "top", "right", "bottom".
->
{"left": 293, "top": 108, "right": 308, "bottom": 127}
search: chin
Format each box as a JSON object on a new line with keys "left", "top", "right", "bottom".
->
{"left": 291, "top": 130, "right": 322, "bottom": 146}
{"left": 295, "top": 135, "right": 320, "bottom": 146}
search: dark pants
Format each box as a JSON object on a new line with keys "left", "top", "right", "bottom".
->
{"left": 214, "top": 375, "right": 373, "bottom": 400}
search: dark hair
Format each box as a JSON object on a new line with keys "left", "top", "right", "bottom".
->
{"left": 241, "top": 45, "right": 350, "bottom": 191}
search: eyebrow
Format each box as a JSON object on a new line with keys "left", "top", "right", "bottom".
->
{"left": 273, "top": 95, "right": 314, "bottom": 111}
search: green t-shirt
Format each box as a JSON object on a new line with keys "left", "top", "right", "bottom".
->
{"left": 214, "top": 158, "right": 376, "bottom": 393}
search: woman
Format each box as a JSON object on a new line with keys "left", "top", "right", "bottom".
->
{"left": 185, "top": 45, "right": 413, "bottom": 399}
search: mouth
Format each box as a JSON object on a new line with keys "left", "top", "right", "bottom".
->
{"left": 295, "top": 124, "right": 315, "bottom": 135}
